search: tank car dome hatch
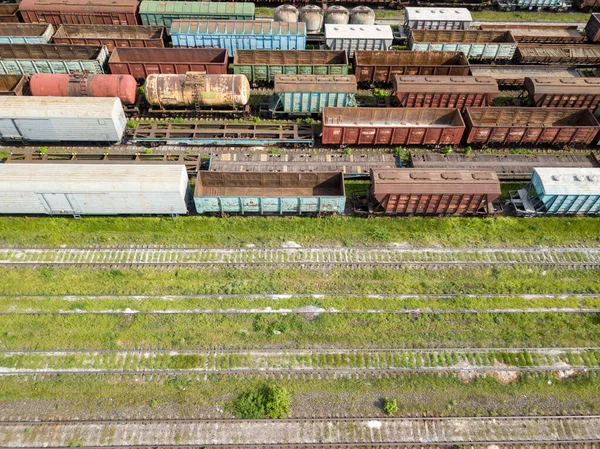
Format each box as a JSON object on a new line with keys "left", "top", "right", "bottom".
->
{"left": 299, "top": 5, "right": 324, "bottom": 34}
{"left": 324, "top": 6, "right": 349, "bottom": 25}
{"left": 350, "top": 6, "right": 375, "bottom": 25}
{"left": 274, "top": 4, "right": 298, "bottom": 23}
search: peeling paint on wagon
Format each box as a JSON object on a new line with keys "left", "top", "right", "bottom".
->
{"left": 18, "top": 0, "right": 140, "bottom": 26}
{"left": 0, "top": 3, "right": 20, "bottom": 23}
{"left": 0, "top": 74, "right": 29, "bottom": 96}
{"left": 140, "top": 1, "right": 255, "bottom": 27}
{"left": 0, "top": 24, "right": 55, "bottom": 44}
{"left": 52, "top": 25, "right": 166, "bottom": 52}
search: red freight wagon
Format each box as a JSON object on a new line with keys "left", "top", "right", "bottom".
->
{"left": 108, "top": 48, "right": 228, "bottom": 79}
{"left": 53, "top": 25, "right": 165, "bottom": 53}
{"left": 18, "top": 0, "right": 140, "bottom": 26}
{"left": 524, "top": 77, "right": 600, "bottom": 108}
{"left": 321, "top": 107, "right": 465, "bottom": 146}
{"left": 0, "top": 3, "right": 20, "bottom": 23}
{"left": 464, "top": 107, "right": 600, "bottom": 146}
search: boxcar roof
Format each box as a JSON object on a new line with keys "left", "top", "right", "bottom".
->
{"left": 273, "top": 74, "right": 357, "bottom": 92}
{"left": 524, "top": 77, "right": 600, "bottom": 95}
{"left": 18, "top": 0, "right": 139, "bottom": 12}
{"left": 371, "top": 168, "right": 500, "bottom": 195}
{"left": 0, "top": 164, "right": 187, "bottom": 194}
{"left": 533, "top": 167, "right": 600, "bottom": 196}
{"left": 140, "top": 1, "right": 254, "bottom": 15}
{"left": 404, "top": 7, "right": 472, "bottom": 23}
{"left": 322, "top": 107, "right": 464, "bottom": 127}
{"left": 170, "top": 20, "right": 305, "bottom": 35}
{"left": 0, "top": 96, "right": 121, "bottom": 118}
{"left": 324, "top": 24, "right": 393, "bottom": 39}
{"left": 393, "top": 75, "right": 498, "bottom": 93}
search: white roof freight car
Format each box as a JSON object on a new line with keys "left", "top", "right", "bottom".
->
{"left": 0, "top": 164, "right": 190, "bottom": 216}
{"left": 0, "top": 97, "right": 126, "bottom": 143}
{"left": 325, "top": 24, "right": 393, "bottom": 58}
{"left": 404, "top": 8, "right": 472, "bottom": 30}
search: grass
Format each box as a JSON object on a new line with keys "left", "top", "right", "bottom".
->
{"left": 0, "top": 374, "right": 599, "bottom": 418}
{"left": 0, "top": 216, "right": 598, "bottom": 247}
{"left": 471, "top": 10, "right": 590, "bottom": 22}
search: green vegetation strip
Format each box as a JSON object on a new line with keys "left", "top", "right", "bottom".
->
{"left": 471, "top": 10, "right": 589, "bottom": 22}
{"left": 1, "top": 374, "right": 598, "bottom": 418}
{"left": 1, "top": 295, "right": 600, "bottom": 314}
{"left": 0, "top": 310, "right": 597, "bottom": 350}
{"left": 0, "top": 216, "right": 598, "bottom": 247}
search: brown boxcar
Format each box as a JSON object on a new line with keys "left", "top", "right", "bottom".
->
{"left": 53, "top": 25, "right": 165, "bottom": 52}
{"left": 524, "top": 77, "right": 600, "bottom": 108}
{"left": 321, "top": 107, "right": 465, "bottom": 146}
{"left": 464, "top": 107, "right": 600, "bottom": 146}
{"left": 108, "top": 48, "right": 228, "bottom": 79}
{"left": 575, "top": 0, "right": 600, "bottom": 11}
{"left": 517, "top": 45, "right": 600, "bottom": 65}
{"left": 392, "top": 75, "right": 499, "bottom": 109}
{"left": 0, "top": 74, "right": 28, "bottom": 96}
{"left": 585, "top": 13, "right": 600, "bottom": 42}
{"left": 18, "top": 0, "right": 140, "bottom": 26}
{"left": 479, "top": 24, "right": 586, "bottom": 44}
{"left": 353, "top": 50, "right": 470, "bottom": 85}
{"left": 0, "top": 3, "right": 20, "bottom": 23}
{"left": 359, "top": 168, "right": 501, "bottom": 216}
{"left": 469, "top": 65, "right": 582, "bottom": 87}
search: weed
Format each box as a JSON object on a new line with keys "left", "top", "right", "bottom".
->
{"left": 143, "top": 148, "right": 152, "bottom": 155}
{"left": 395, "top": 146, "right": 410, "bottom": 163}
{"left": 464, "top": 146, "right": 472, "bottom": 155}
{"left": 149, "top": 399, "right": 158, "bottom": 408}
{"left": 344, "top": 147, "right": 352, "bottom": 155}
{"left": 126, "top": 120, "right": 138, "bottom": 129}
{"left": 36, "top": 146, "right": 48, "bottom": 154}
{"left": 232, "top": 384, "right": 291, "bottom": 419}
{"left": 383, "top": 398, "right": 398, "bottom": 416}
{"left": 373, "top": 88, "right": 388, "bottom": 98}
{"left": 268, "top": 149, "right": 282, "bottom": 155}
{"left": 442, "top": 145, "right": 453, "bottom": 155}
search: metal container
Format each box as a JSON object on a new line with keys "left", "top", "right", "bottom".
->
{"left": 404, "top": 8, "right": 472, "bottom": 31}
{"left": 274, "top": 5, "right": 298, "bottom": 23}
{"left": 108, "top": 48, "right": 228, "bottom": 79}
{"left": 517, "top": 44, "right": 600, "bottom": 65}
{"left": 0, "top": 75, "right": 29, "bottom": 96}
{"left": 144, "top": 73, "right": 250, "bottom": 109}
{"left": 0, "top": 164, "right": 189, "bottom": 216}
{"left": 496, "top": 0, "right": 570, "bottom": 11}
{"left": 299, "top": 5, "right": 324, "bottom": 34}
{"left": 409, "top": 30, "right": 517, "bottom": 61}
{"left": 392, "top": 75, "right": 499, "bottom": 109}
{"left": 232, "top": 50, "right": 349, "bottom": 84}
{"left": 0, "top": 24, "right": 55, "bottom": 44}
{"left": 194, "top": 172, "right": 346, "bottom": 215}
{"left": 52, "top": 25, "right": 166, "bottom": 53}
{"left": 510, "top": 168, "right": 600, "bottom": 216}
{"left": 361, "top": 168, "right": 500, "bottom": 216}
{"left": 574, "top": 0, "right": 600, "bottom": 9}
{"left": 0, "top": 44, "right": 109, "bottom": 75}
{"left": 18, "top": 0, "right": 140, "bottom": 26}
{"left": 354, "top": 50, "right": 470, "bottom": 85}
{"left": 586, "top": 13, "right": 600, "bottom": 42}
{"left": 270, "top": 74, "right": 357, "bottom": 116}
{"left": 0, "top": 96, "right": 126, "bottom": 143}
{"left": 469, "top": 65, "right": 581, "bottom": 87}
{"left": 0, "top": 3, "right": 20, "bottom": 23}
{"left": 325, "top": 24, "right": 394, "bottom": 58}
{"left": 464, "top": 107, "right": 600, "bottom": 146}
{"left": 480, "top": 24, "right": 586, "bottom": 44}
{"left": 29, "top": 73, "right": 138, "bottom": 105}
{"left": 350, "top": 6, "right": 375, "bottom": 26}
{"left": 139, "top": 1, "right": 255, "bottom": 27}
{"left": 321, "top": 107, "right": 465, "bottom": 146}
{"left": 170, "top": 20, "right": 306, "bottom": 52}
{"left": 524, "top": 77, "right": 600, "bottom": 109}
{"left": 325, "top": 6, "right": 349, "bottom": 25}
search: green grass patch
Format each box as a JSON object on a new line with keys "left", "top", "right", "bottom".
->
{"left": 471, "top": 10, "right": 589, "bottom": 22}
{"left": 0, "top": 215, "right": 598, "bottom": 247}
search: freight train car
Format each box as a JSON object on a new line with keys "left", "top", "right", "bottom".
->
{"left": 324, "top": 24, "right": 393, "bottom": 58}
{"left": 0, "top": 24, "right": 54, "bottom": 44}
{"left": 479, "top": 24, "right": 586, "bottom": 44}
{"left": 139, "top": 1, "right": 255, "bottom": 27}
{"left": 232, "top": 50, "right": 349, "bottom": 85}
{"left": 321, "top": 107, "right": 465, "bottom": 146}
{"left": 0, "top": 97, "right": 126, "bottom": 143}
{"left": 0, "top": 3, "right": 20, "bottom": 23}
{"left": 0, "top": 44, "right": 109, "bottom": 75}
{"left": 403, "top": 7, "right": 472, "bottom": 30}
{"left": 585, "top": 13, "right": 600, "bottom": 41}
{"left": 353, "top": 168, "right": 501, "bottom": 216}
{"left": 469, "top": 65, "right": 582, "bottom": 87}
{"left": 353, "top": 50, "right": 470, "bottom": 85}
{"left": 52, "top": 25, "right": 166, "bottom": 52}
{"left": 392, "top": 75, "right": 499, "bottom": 109}
{"left": 18, "top": 0, "right": 140, "bottom": 26}
{"left": 496, "top": 0, "right": 570, "bottom": 11}
{"left": 517, "top": 45, "right": 600, "bottom": 65}
{"left": 524, "top": 77, "right": 600, "bottom": 108}
{"left": 108, "top": 48, "right": 228, "bottom": 78}
{"left": 464, "top": 107, "right": 600, "bottom": 146}
{"left": 170, "top": 20, "right": 306, "bottom": 52}
{"left": 0, "top": 74, "right": 28, "bottom": 95}
{"left": 510, "top": 168, "right": 600, "bottom": 216}
{"left": 409, "top": 30, "right": 517, "bottom": 61}
{"left": 194, "top": 172, "right": 346, "bottom": 215}
{"left": 269, "top": 74, "right": 357, "bottom": 116}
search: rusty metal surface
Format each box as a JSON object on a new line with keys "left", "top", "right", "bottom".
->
{"left": 517, "top": 45, "right": 600, "bottom": 65}
{"left": 0, "top": 74, "right": 28, "bottom": 96}
{"left": 273, "top": 74, "right": 357, "bottom": 93}
{"left": 233, "top": 50, "right": 348, "bottom": 65}
{"left": 524, "top": 77, "right": 600, "bottom": 108}
{"left": 586, "top": 13, "right": 600, "bottom": 42}
{"left": 469, "top": 65, "right": 582, "bottom": 86}
{"left": 144, "top": 73, "right": 250, "bottom": 108}
{"left": 0, "top": 44, "right": 104, "bottom": 60}
{"left": 0, "top": 3, "right": 19, "bottom": 23}
{"left": 108, "top": 48, "right": 228, "bottom": 78}
{"left": 18, "top": 0, "right": 140, "bottom": 26}
{"left": 354, "top": 50, "right": 470, "bottom": 84}
{"left": 53, "top": 25, "right": 166, "bottom": 52}
{"left": 480, "top": 24, "right": 586, "bottom": 43}
{"left": 410, "top": 30, "right": 516, "bottom": 43}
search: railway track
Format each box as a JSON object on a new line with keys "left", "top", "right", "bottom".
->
{"left": 1, "top": 246, "right": 599, "bottom": 269}
{"left": 0, "top": 347, "right": 597, "bottom": 376}
{"left": 1, "top": 416, "right": 599, "bottom": 447}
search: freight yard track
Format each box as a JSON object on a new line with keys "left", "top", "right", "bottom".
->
{"left": 1, "top": 246, "right": 599, "bottom": 269}
{"left": 1, "top": 416, "right": 599, "bottom": 447}
{"left": 0, "top": 348, "right": 597, "bottom": 376}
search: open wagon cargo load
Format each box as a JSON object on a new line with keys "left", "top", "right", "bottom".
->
{"left": 52, "top": 25, "right": 166, "bottom": 52}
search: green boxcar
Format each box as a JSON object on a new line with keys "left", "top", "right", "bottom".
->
{"left": 139, "top": 1, "right": 255, "bottom": 27}
{"left": 232, "top": 49, "right": 349, "bottom": 84}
